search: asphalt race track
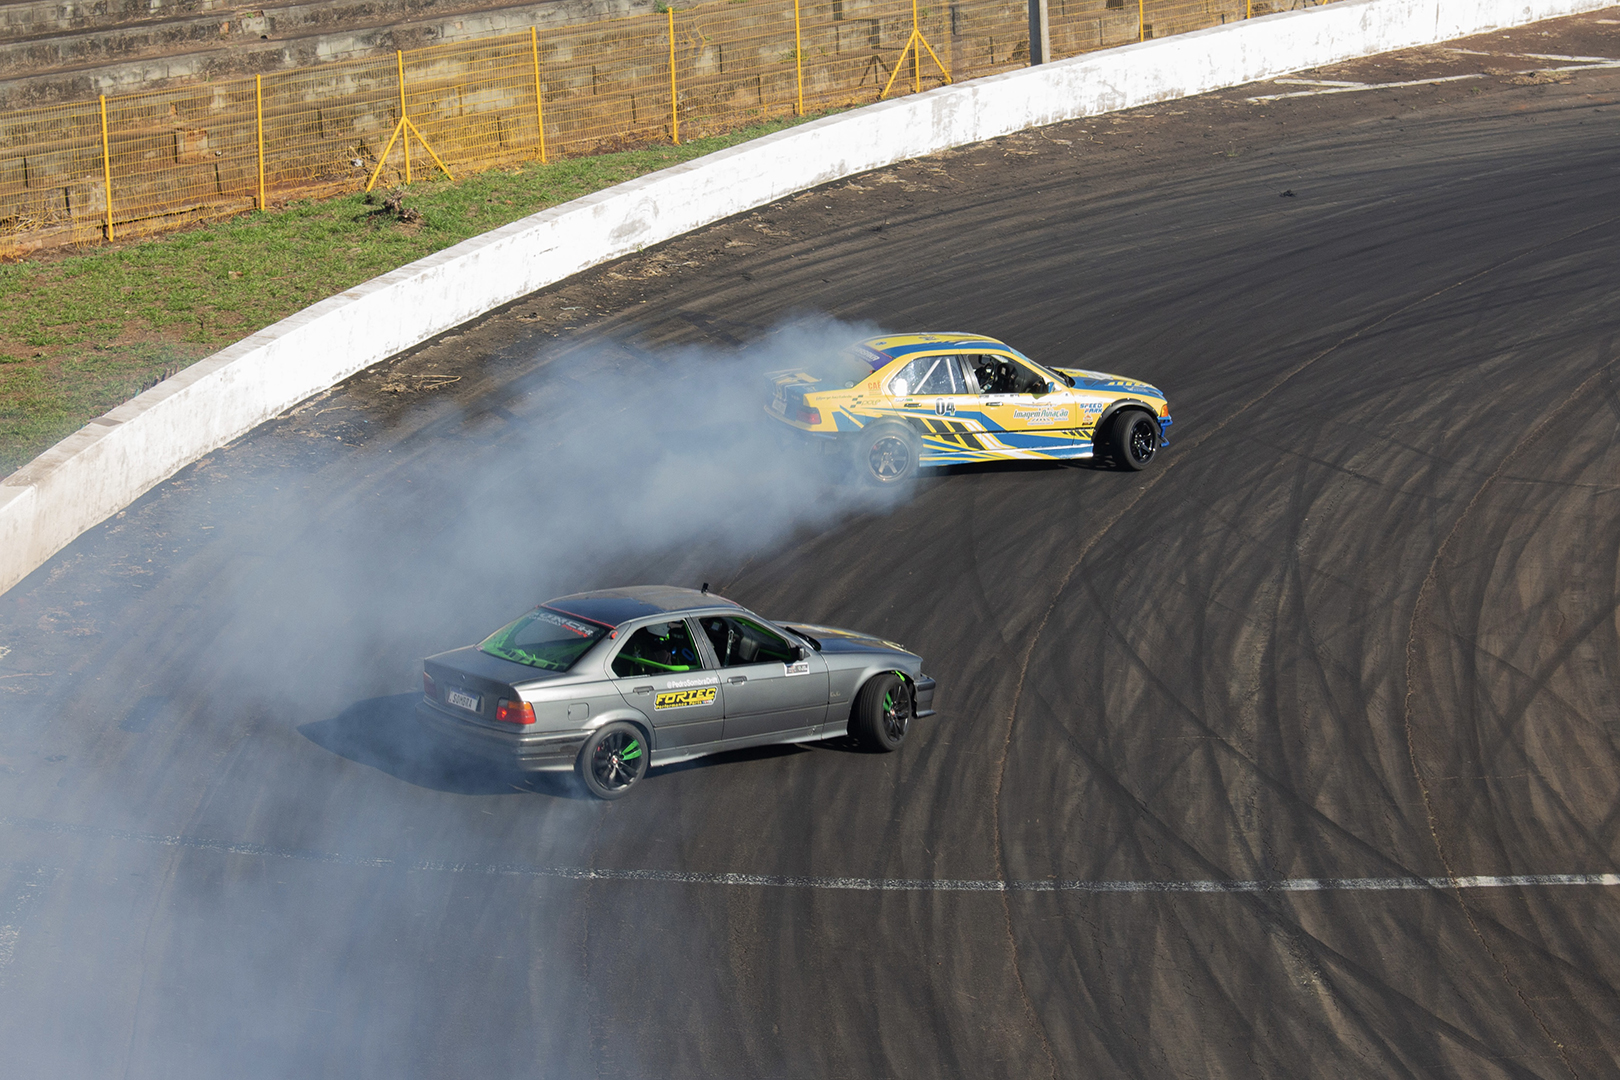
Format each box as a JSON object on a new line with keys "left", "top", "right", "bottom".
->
{"left": 2, "top": 14, "right": 1619, "bottom": 1078}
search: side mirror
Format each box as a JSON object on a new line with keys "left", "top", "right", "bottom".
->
{"left": 794, "top": 644, "right": 810, "bottom": 661}
{"left": 1045, "top": 381, "right": 1057, "bottom": 395}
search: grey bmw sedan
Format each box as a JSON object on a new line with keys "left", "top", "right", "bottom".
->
{"left": 418, "top": 585, "right": 937, "bottom": 798}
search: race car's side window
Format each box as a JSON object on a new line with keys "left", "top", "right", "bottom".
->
{"left": 972, "top": 354, "right": 1049, "bottom": 396}
{"left": 611, "top": 621, "right": 704, "bottom": 677}
{"left": 699, "top": 616, "right": 797, "bottom": 667}
{"left": 888, "top": 354, "right": 967, "bottom": 398}
{"left": 970, "top": 354, "right": 1013, "bottom": 395}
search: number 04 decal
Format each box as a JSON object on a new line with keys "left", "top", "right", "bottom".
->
{"left": 934, "top": 399, "right": 956, "bottom": 416}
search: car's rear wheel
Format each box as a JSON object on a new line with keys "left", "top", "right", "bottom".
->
{"left": 852, "top": 424, "right": 920, "bottom": 486}
{"left": 1109, "top": 409, "right": 1160, "bottom": 471}
{"left": 851, "top": 673, "right": 911, "bottom": 752}
{"left": 576, "top": 722, "right": 648, "bottom": 799}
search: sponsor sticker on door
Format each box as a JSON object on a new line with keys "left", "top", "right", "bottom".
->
{"left": 784, "top": 660, "right": 810, "bottom": 676}
{"left": 655, "top": 686, "right": 718, "bottom": 710}
{"left": 1012, "top": 405, "right": 1072, "bottom": 426}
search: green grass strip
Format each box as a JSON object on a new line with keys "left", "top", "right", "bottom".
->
{"left": 0, "top": 111, "right": 843, "bottom": 477}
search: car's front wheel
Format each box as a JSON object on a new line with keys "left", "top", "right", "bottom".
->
{"left": 852, "top": 424, "right": 920, "bottom": 486}
{"left": 1109, "top": 409, "right": 1161, "bottom": 471}
{"left": 576, "top": 722, "right": 649, "bottom": 799}
{"left": 851, "top": 673, "right": 911, "bottom": 752}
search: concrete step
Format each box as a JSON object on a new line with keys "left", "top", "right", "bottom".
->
{"left": 0, "top": 0, "right": 647, "bottom": 109}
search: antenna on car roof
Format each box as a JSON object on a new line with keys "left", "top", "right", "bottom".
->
{"left": 701, "top": 582, "right": 709, "bottom": 594}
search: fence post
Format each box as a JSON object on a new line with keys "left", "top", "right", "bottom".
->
{"left": 396, "top": 50, "right": 412, "bottom": 183}
{"left": 911, "top": 0, "right": 920, "bottom": 93}
{"left": 1027, "top": 0, "right": 1049, "bottom": 64}
{"left": 98, "top": 94, "right": 113, "bottom": 241}
{"left": 255, "top": 74, "right": 266, "bottom": 209}
{"left": 1138, "top": 0, "right": 1145, "bottom": 41}
{"left": 667, "top": 8, "right": 679, "bottom": 144}
{"left": 1246, "top": 0, "right": 1252, "bottom": 16}
{"left": 793, "top": 0, "right": 804, "bottom": 115}
{"left": 531, "top": 27, "right": 547, "bottom": 162}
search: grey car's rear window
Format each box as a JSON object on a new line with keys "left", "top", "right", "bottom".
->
{"left": 480, "top": 608, "right": 608, "bottom": 671}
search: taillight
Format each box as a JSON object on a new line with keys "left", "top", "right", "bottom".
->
{"left": 793, "top": 404, "right": 821, "bottom": 425}
{"left": 495, "top": 698, "right": 536, "bottom": 725}
{"left": 423, "top": 672, "right": 437, "bottom": 700}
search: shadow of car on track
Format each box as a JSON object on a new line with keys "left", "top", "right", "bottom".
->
{"left": 298, "top": 693, "right": 584, "bottom": 799}
{"left": 926, "top": 457, "right": 1117, "bottom": 479}
{"left": 301, "top": 695, "right": 889, "bottom": 797}
{"left": 648, "top": 732, "right": 879, "bottom": 778}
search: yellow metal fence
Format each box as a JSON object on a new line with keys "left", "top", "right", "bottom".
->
{"left": 0, "top": 0, "right": 1331, "bottom": 250}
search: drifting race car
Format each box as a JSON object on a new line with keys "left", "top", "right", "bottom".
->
{"left": 418, "top": 586, "right": 936, "bottom": 799}
{"left": 766, "top": 332, "right": 1172, "bottom": 484}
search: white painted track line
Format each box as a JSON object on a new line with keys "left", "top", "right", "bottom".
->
{"left": 1247, "top": 52, "right": 1620, "bottom": 100}
{"left": 5, "top": 816, "right": 1616, "bottom": 894}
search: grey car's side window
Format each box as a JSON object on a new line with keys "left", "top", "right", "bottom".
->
{"left": 699, "top": 616, "right": 796, "bottom": 667}
{"left": 611, "top": 621, "right": 705, "bottom": 678}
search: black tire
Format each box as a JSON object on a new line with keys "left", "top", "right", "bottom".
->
{"left": 1109, "top": 409, "right": 1160, "bottom": 471}
{"left": 851, "top": 424, "right": 920, "bottom": 486}
{"left": 850, "top": 672, "right": 911, "bottom": 752}
{"left": 576, "top": 722, "right": 649, "bottom": 800}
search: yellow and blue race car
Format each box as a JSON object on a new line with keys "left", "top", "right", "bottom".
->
{"left": 766, "top": 332, "right": 1172, "bottom": 483}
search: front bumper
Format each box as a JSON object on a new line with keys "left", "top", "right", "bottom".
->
{"left": 416, "top": 700, "right": 588, "bottom": 773}
{"left": 913, "top": 676, "right": 937, "bottom": 717}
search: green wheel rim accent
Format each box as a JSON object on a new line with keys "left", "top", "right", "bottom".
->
{"left": 880, "top": 684, "right": 910, "bottom": 743}
{"left": 591, "top": 730, "right": 646, "bottom": 791}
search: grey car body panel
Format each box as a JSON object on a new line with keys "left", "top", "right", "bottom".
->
{"left": 419, "top": 587, "right": 933, "bottom": 775}
{"left": 777, "top": 621, "right": 926, "bottom": 733}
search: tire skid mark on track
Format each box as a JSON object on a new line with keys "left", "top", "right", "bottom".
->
{"left": 991, "top": 208, "right": 1620, "bottom": 1080}
{"left": 1401, "top": 353, "right": 1619, "bottom": 1080}
{"left": 6, "top": 815, "right": 1617, "bottom": 893}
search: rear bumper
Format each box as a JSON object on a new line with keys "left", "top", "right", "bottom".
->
{"left": 913, "top": 676, "right": 937, "bottom": 718}
{"left": 764, "top": 406, "right": 841, "bottom": 448}
{"left": 416, "top": 700, "right": 588, "bottom": 773}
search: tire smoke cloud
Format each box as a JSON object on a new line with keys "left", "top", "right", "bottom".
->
{"left": 0, "top": 316, "right": 910, "bottom": 1077}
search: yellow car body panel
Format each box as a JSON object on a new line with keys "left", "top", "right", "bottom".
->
{"left": 765, "top": 332, "right": 1171, "bottom": 466}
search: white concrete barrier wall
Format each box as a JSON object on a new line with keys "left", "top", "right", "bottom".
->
{"left": 1, "top": 0, "right": 1612, "bottom": 596}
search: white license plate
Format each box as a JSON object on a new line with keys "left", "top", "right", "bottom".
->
{"left": 770, "top": 396, "right": 786, "bottom": 414}
{"left": 446, "top": 688, "right": 480, "bottom": 712}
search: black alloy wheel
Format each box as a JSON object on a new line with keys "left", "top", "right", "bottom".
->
{"left": 1111, "top": 410, "right": 1160, "bottom": 471}
{"left": 855, "top": 425, "right": 920, "bottom": 485}
{"left": 577, "top": 722, "right": 649, "bottom": 799}
{"left": 851, "top": 672, "right": 911, "bottom": 752}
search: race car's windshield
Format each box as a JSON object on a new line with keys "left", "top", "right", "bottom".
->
{"left": 480, "top": 607, "right": 608, "bottom": 671}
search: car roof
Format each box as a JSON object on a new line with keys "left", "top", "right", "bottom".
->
{"left": 543, "top": 585, "right": 741, "bottom": 627}
{"left": 855, "top": 332, "right": 1012, "bottom": 367}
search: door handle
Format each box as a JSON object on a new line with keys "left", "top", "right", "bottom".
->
{"left": 633, "top": 686, "right": 653, "bottom": 694}
{"left": 728, "top": 676, "right": 748, "bottom": 684}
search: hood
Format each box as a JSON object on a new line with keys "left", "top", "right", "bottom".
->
{"left": 1051, "top": 367, "right": 1165, "bottom": 397}
{"left": 778, "top": 622, "right": 916, "bottom": 658}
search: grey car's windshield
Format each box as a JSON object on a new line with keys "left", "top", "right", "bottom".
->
{"left": 480, "top": 607, "right": 608, "bottom": 671}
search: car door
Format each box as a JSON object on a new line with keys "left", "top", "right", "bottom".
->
{"left": 965, "top": 351, "right": 1079, "bottom": 448}
{"left": 609, "top": 618, "right": 723, "bottom": 749}
{"left": 698, "top": 614, "right": 829, "bottom": 741}
{"left": 885, "top": 353, "right": 981, "bottom": 461}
